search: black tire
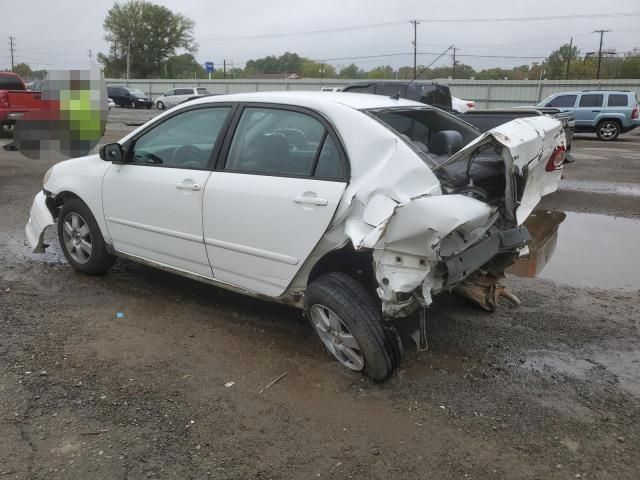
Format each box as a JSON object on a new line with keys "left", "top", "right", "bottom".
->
{"left": 57, "top": 198, "right": 116, "bottom": 275}
{"left": 306, "top": 272, "right": 402, "bottom": 381}
{"left": 596, "top": 120, "right": 620, "bottom": 141}
{"left": 156, "top": 101, "right": 165, "bottom": 110}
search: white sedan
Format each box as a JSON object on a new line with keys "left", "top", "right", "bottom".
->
{"left": 26, "top": 92, "right": 566, "bottom": 381}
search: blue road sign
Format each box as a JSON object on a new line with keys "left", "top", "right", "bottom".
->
{"left": 204, "top": 62, "right": 214, "bottom": 73}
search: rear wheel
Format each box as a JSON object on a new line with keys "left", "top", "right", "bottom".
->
{"left": 57, "top": 198, "right": 116, "bottom": 275}
{"left": 596, "top": 120, "right": 620, "bottom": 141}
{"left": 156, "top": 101, "right": 165, "bottom": 110}
{"left": 306, "top": 272, "right": 402, "bottom": 381}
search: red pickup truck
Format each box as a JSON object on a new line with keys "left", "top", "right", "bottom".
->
{"left": 0, "top": 72, "right": 43, "bottom": 134}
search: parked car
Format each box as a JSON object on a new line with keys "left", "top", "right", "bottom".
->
{"left": 26, "top": 91, "right": 566, "bottom": 381}
{"left": 320, "top": 87, "right": 343, "bottom": 92}
{"left": 0, "top": 72, "right": 43, "bottom": 134}
{"left": 342, "top": 80, "right": 452, "bottom": 111}
{"left": 155, "top": 87, "right": 211, "bottom": 110}
{"left": 536, "top": 90, "right": 639, "bottom": 141}
{"left": 452, "top": 96, "right": 475, "bottom": 113}
{"left": 107, "top": 86, "right": 153, "bottom": 109}
{"left": 458, "top": 108, "right": 575, "bottom": 159}
{"left": 108, "top": 97, "right": 116, "bottom": 109}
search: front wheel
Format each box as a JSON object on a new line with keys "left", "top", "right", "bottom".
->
{"left": 156, "top": 101, "right": 165, "bottom": 110}
{"left": 306, "top": 272, "right": 402, "bottom": 381}
{"left": 596, "top": 120, "right": 620, "bottom": 141}
{"left": 57, "top": 198, "right": 116, "bottom": 275}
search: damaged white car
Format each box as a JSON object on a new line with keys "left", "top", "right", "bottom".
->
{"left": 25, "top": 91, "right": 566, "bottom": 381}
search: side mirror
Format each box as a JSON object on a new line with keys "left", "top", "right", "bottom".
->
{"left": 99, "top": 143, "right": 124, "bottom": 164}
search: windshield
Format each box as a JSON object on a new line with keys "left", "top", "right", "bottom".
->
{"left": 128, "top": 88, "right": 145, "bottom": 96}
{"left": 368, "top": 107, "right": 479, "bottom": 168}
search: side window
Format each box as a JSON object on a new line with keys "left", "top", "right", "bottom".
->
{"left": 579, "top": 94, "right": 603, "bottom": 107}
{"left": 608, "top": 94, "right": 628, "bottom": 107}
{"left": 165, "top": 90, "right": 175, "bottom": 97}
{"left": 547, "top": 95, "right": 577, "bottom": 108}
{"left": 176, "top": 88, "right": 192, "bottom": 95}
{"left": 130, "top": 107, "right": 231, "bottom": 170}
{"left": 381, "top": 84, "right": 406, "bottom": 97}
{"left": 225, "top": 107, "right": 333, "bottom": 177}
{"left": 314, "top": 135, "right": 344, "bottom": 179}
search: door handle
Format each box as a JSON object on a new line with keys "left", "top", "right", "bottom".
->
{"left": 293, "top": 196, "right": 328, "bottom": 206}
{"left": 176, "top": 182, "right": 201, "bottom": 191}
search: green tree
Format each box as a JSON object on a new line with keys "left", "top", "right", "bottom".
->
{"left": 367, "top": 65, "right": 394, "bottom": 79}
{"left": 163, "top": 54, "right": 206, "bottom": 79}
{"left": 244, "top": 52, "right": 304, "bottom": 76}
{"left": 544, "top": 43, "right": 580, "bottom": 79}
{"left": 13, "top": 63, "right": 33, "bottom": 79}
{"left": 339, "top": 64, "right": 362, "bottom": 79}
{"left": 98, "top": 0, "right": 196, "bottom": 78}
{"left": 619, "top": 52, "right": 640, "bottom": 78}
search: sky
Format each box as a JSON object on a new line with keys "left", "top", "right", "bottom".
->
{"left": 2, "top": 0, "right": 639, "bottom": 74}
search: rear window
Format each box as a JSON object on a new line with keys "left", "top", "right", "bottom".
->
{"left": 381, "top": 84, "right": 406, "bottom": 97}
{"left": 419, "top": 85, "right": 452, "bottom": 110}
{"left": 607, "top": 94, "right": 629, "bottom": 107}
{"left": 0, "top": 74, "right": 25, "bottom": 90}
{"left": 196, "top": 88, "right": 210, "bottom": 94}
{"left": 343, "top": 84, "right": 375, "bottom": 94}
{"left": 546, "top": 95, "right": 577, "bottom": 108}
{"left": 579, "top": 94, "right": 603, "bottom": 108}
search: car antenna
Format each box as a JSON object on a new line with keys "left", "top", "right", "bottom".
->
{"left": 390, "top": 45, "right": 454, "bottom": 100}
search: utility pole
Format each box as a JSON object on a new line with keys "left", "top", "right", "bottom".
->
{"left": 410, "top": 20, "right": 420, "bottom": 79}
{"left": 126, "top": 39, "right": 131, "bottom": 80}
{"left": 87, "top": 49, "right": 92, "bottom": 63}
{"left": 594, "top": 29, "right": 610, "bottom": 80}
{"left": 9, "top": 36, "right": 15, "bottom": 71}
{"left": 223, "top": 59, "right": 226, "bottom": 79}
{"left": 565, "top": 37, "right": 572, "bottom": 80}
{"left": 452, "top": 47, "right": 459, "bottom": 79}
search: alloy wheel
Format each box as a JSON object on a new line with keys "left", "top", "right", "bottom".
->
{"left": 599, "top": 122, "right": 618, "bottom": 140}
{"left": 310, "top": 304, "right": 365, "bottom": 371}
{"left": 62, "top": 212, "right": 92, "bottom": 264}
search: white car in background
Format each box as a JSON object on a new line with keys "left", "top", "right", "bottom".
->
{"left": 320, "top": 87, "right": 343, "bottom": 92}
{"left": 452, "top": 96, "right": 476, "bottom": 113}
{"left": 25, "top": 92, "right": 566, "bottom": 381}
{"left": 107, "top": 98, "right": 116, "bottom": 109}
{"left": 155, "top": 87, "right": 211, "bottom": 110}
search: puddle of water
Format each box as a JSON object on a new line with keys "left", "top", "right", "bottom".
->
{"left": 509, "top": 210, "right": 640, "bottom": 290}
{"left": 521, "top": 349, "right": 640, "bottom": 398}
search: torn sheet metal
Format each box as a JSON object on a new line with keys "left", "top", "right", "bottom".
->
{"left": 335, "top": 115, "right": 565, "bottom": 317}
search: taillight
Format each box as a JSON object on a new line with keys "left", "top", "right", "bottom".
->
{"left": 632, "top": 106, "right": 639, "bottom": 120}
{"left": 546, "top": 146, "right": 566, "bottom": 172}
{"left": 467, "top": 102, "right": 475, "bottom": 109}
{"left": 0, "top": 92, "right": 8, "bottom": 109}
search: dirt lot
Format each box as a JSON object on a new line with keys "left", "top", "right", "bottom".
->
{"left": 1, "top": 108, "right": 639, "bottom": 479}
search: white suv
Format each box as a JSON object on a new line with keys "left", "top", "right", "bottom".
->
{"left": 25, "top": 91, "right": 566, "bottom": 381}
{"left": 155, "top": 87, "right": 210, "bottom": 110}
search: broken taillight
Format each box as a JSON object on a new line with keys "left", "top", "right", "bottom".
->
{"left": 545, "top": 145, "right": 566, "bottom": 172}
{"left": 0, "top": 92, "right": 8, "bottom": 109}
{"left": 466, "top": 102, "right": 475, "bottom": 109}
{"left": 632, "top": 106, "right": 639, "bottom": 120}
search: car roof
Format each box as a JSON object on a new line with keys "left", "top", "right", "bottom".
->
{"left": 187, "top": 91, "right": 424, "bottom": 110}
{"left": 549, "top": 90, "right": 632, "bottom": 95}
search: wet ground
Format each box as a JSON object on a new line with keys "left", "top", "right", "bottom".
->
{"left": 1, "top": 109, "right": 639, "bottom": 479}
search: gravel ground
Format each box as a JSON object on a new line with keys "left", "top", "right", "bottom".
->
{"left": 1, "top": 108, "right": 639, "bottom": 479}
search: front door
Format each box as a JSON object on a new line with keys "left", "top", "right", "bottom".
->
{"left": 203, "top": 105, "right": 348, "bottom": 296}
{"left": 102, "top": 105, "right": 233, "bottom": 277}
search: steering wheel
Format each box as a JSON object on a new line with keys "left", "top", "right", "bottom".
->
{"left": 170, "top": 144, "right": 205, "bottom": 168}
{"left": 274, "top": 128, "right": 308, "bottom": 150}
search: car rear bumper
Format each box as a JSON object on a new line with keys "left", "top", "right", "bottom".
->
{"left": 25, "top": 191, "right": 55, "bottom": 253}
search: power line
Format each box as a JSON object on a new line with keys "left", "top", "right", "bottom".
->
{"left": 415, "top": 12, "right": 640, "bottom": 23}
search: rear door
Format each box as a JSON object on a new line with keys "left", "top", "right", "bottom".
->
{"left": 574, "top": 93, "right": 604, "bottom": 129}
{"left": 202, "top": 104, "right": 348, "bottom": 296}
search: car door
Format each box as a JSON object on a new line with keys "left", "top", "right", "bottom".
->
{"left": 202, "top": 105, "right": 348, "bottom": 296}
{"left": 574, "top": 93, "right": 604, "bottom": 130}
{"left": 102, "top": 105, "right": 234, "bottom": 277}
{"left": 163, "top": 89, "right": 176, "bottom": 107}
{"left": 544, "top": 94, "right": 577, "bottom": 112}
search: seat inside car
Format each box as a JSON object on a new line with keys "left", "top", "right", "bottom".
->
{"left": 252, "top": 133, "right": 292, "bottom": 173}
{"left": 429, "top": 130, "right": 463, "bottom": 156}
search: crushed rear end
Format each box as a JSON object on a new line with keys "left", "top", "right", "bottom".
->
{"left": 341, "top": 112, "right": 566, "bottom": 316}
